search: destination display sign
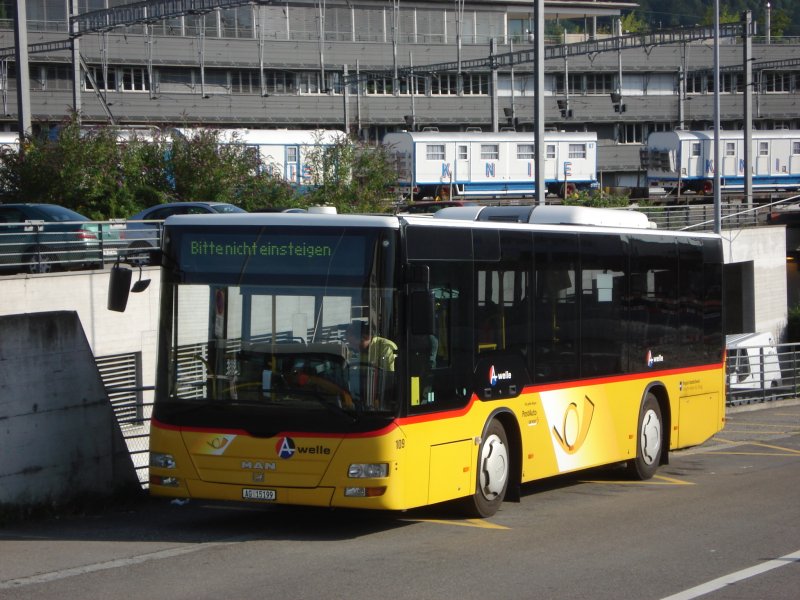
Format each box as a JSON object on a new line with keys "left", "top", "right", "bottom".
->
{"left": 176, "top": 230, "right": 370, "bottom": 278}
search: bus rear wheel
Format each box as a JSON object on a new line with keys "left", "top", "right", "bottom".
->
{"left": 627, "top": 392, "right": 663, "bottom": 480}
{"left": 462, "top": 419, "right": 509, "bottom": 517}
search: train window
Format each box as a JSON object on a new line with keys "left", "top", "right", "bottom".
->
{"left": 793, "top": 142, "right": 800, "bottom": 155}
{"left": 725, "top": 142, "right": 735, "bottom": 156}
{"left": 426, "top": 144, "right": 445, "bottom": 160}
{"left": 458, "top": 145, "right": 468, "bottom": 160}
{"left": 691, "top": 142, "right": 701, "bottom": 157}
{"left": 480, "top": 144, "right": 499, "bottom": 160}
{"left": 759, "top": 142, "right": 769, "bottom": 156}
{"left": 517, "top": 144, "right": 535, "bottom": 160}
{"left": 568, "top": 144, "right": 587, "bottom": 159}
{"left": 546, "top": 145, "right": 556, "bottom": 159}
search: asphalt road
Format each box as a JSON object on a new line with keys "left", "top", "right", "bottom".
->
{"left": 1, "top": 401, "right": 799, "bottom": 600}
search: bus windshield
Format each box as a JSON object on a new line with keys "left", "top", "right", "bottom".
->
{"left": 157, "top": 224, "right": 400, "bottom": 431}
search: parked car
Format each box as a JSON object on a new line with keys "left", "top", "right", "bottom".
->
{"left": 0, "top": 203, "right": 125, "bottom": 274}
{"left": 124, "top": 202, "right": 247, "bottom": 260}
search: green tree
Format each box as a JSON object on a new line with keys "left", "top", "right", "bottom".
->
{"left": 304, "top": 137, "right": 397, "bottom": 214}
{"left": 1, "top": 114, "right": 143, "bottom": 219}
{"left": 621, "top": 11, "right": 650, "bottom": 34}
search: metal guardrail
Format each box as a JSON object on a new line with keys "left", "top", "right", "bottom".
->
{"left": 0, "top": 219, "right": 129, "bottom": 274}
{"left": 726, "top": 342, "right": 800, "bottom": 407}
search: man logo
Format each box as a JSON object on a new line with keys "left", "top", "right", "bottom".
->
{"left": 552, "top": 395, "right": 595, "bottom": 455}
{"left": 276, "top": 437, "right": 296, "bottom": 459}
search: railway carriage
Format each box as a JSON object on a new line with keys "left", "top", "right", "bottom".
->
{"left": 383, "top": 130, "right": 598, "bottom": 201}
{"left": 174, "top": 128, "right": 348, "bottom": 189}
{"left": 643, "top": 129, "right": 800, "bottom": 195}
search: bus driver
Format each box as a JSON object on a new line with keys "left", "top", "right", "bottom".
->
{"left": 344, "top": 321, "right": 397, "bottom": 372}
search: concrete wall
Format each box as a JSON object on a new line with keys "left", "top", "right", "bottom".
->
{"left": 722, "top": 225, "right": 789, "bottom": 341}
{"left": 0, "top": 312, "right": 141, "bottom": 507}
{"left": 0, "top": 267, "right": 161, "bottom": 404}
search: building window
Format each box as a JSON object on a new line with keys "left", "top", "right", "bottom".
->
{"left": 85, "top": 67, "right": 116, "bottom": 92}
{"left": 120, "top": 67, "right": 149, "bottom": 92}
{"left": 481, "top": 144, "right": 499, "bottom": 160}
{"left": 620, "top": 124, "right": 645, "bottom": 144}
{"left": 586, "top": 73, "right": 614, "bottom": 95}
{"left": 464, "top": 73, "right": 488, "bottom": 95}
{"left": 517, "top": 144, "right": 535, "bottom": 159}
{"left": 430, "top": 73, "right": 458, "bottom": 95}
{"left": 296, "top": 71, "right": 321, "bottom": 94}
{"left": 426, "top": 144, "right": 445, "bottom": 160}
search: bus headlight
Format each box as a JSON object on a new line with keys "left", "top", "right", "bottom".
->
{"left": 150, "top": 452, "right": 176, "bottom": 469}
{"left": 348, "top": 463, "right": 388, "bottom": 478}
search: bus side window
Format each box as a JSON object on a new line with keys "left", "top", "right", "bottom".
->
{"left": 534, "top": 233, "right": 579, "bottom": 383}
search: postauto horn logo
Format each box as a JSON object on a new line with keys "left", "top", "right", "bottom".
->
{"left": 488, "top": 365, "right": 512, "bottom": 387}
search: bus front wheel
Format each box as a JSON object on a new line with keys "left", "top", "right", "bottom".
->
{"left": 627, "top": 392, "right": 663, "bottom": 480}
{"left": 462, "top": 419, "right": 509, "bottom": 518}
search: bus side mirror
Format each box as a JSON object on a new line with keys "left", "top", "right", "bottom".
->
{"left": 410, "top": 290, "right": 435, "bottom": 335}
{"left": 108, "top": 264, "right": 132, "bottom": 312}
{"left": 108, "top": 262, "right": 151, "bottom": 312}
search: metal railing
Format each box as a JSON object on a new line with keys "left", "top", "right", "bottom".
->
{"left": 726, "top": 341, "right": 800, "bottom": 407}
{"left": 0, "top": 219, "right": 128, "bottom": 274}
{"left": 96, "top": 351, "right": 152, "bottom": 487}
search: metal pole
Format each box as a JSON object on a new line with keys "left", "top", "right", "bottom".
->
{"left": 533, "top": 0, "right": 545, "bottom": 205}
{"left": 392, "top": 0, "right": 399, "bottom": 96}
{"left": 67, "top": 0, "right": 79, "bottom": 127}
{"left": 456, "top": 0, "right": 464, "bottom": 96}
{"left": 356, "top": 61, "right": 362, "bottom": 137}
{"left": 713, "top": 0, "right": 721, "bottom": 234}
{"left": 409, "top": 51, "right": 416, "bottom": 130}
{"left": 744, "top": 11, "right": 753, "bottom": 208}
{"left": 510, "top": 39, "right": 516, "bottom": 127}
{"left": 766, "top": 2, "right": 771, "bottom": 45}
{"left": 318, "top": 0, "right": 326, "bottom": 92}
{"left": 343, "top": 64, "right": 349, "bottom": 134}
{"left": 490, "top": 38, "right": 498, "bottom": 132}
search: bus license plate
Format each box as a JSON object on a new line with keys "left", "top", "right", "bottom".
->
{"left": 242, "top": 488, "right": 276, "bottom": 501}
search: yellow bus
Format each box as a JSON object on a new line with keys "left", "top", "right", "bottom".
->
{"left": 131, "top": 205, "right": 724, "bottom": 517}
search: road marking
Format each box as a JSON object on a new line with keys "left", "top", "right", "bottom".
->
{"left": 581, "top": 474, "right": 693, "bottom": 486}
{"left": 412, "top": 518, "right": 509, "bottom": 530}
{"left": 660, "top": 548, "right": 800, "bottom": 600}
{"left": 0, "top": 540, "right": 240, "bottom": 590}
{"left": 705, "top": 439, "right": 800, "bottom": 456}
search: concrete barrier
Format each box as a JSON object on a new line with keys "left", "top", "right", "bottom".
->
{"left": 0, "top": 311, "right": 140, "bottom": 509}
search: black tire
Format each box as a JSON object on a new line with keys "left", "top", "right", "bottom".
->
{"left": 461, "top": 419, "right": 509, "bottom": 518}
{"left": 25, "top": 246, "right": 57, "bottom": 274}
{"left": 627, "top": 392, "right": 663, "bottom": 480}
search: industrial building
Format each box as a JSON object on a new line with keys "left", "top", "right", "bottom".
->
{"left": 0, "top": 1, "right": 798, "bottom": 188}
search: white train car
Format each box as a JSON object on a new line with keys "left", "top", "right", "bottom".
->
{"left": 383, "top": 130, "right": 598, "bottom": 200}
{"left": 643, "top": 129, "right": 800, "bottom": 195}
{"left": 175, "top": 128, "right": 348, "bottom": 188}
{"left": 0, "top": 131, "right": 20, "bottom": 150}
